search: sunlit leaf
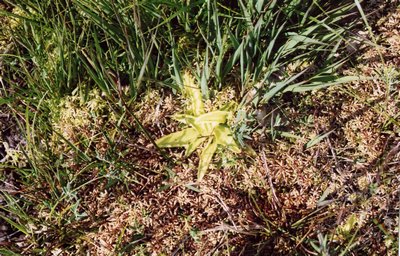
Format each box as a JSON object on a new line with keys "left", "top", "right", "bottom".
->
{"left": 185, "top": 117, "right": 216, "bottom": 136}
{"left": 185, "top": 137, "right": 207, "bottom": 157}
{"left": 284, "top": 75, "right": 362, "bottom": 92}
{"left": 0, "top": 214, "right": 29, "bottom": 236}
{"left": 305, "top": 130, "right": 334, "bottom": 149}
{"left": 219, "top": 102, "right": 237, "bottom": 111}
{"left": 195, "top": 111, "right": 230, "bottom": 124}
{"left": 198, "top": 139, "right": 218, "bottom": 181}
{"left": 198, "top": 123, "right": 218, "bottom": 136}
{"left": 157, "top": 70, "right": 242, "bottom": 180}
{"left": 261, "top": 68, "right": 308, "bottom": 104}
{"left": 213, "top": 125, "right": 241, "bottom": 153}
{"left": 156, "top": 128, "right": 199, "bottom": 148}
{"left": 183, "top": 71, "right": 204, "bottom": 116}
{"left": 173, "top": 113, "right": 192, "bottom": 123}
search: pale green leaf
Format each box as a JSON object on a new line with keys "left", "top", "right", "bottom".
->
{"left": 185, "top": 137, "right": 207, "bottom": 157}
{"left": 213, "top": 125, "right": 233, "bottom": 145}
{"left": 156, "top": 128, "right": 199, "bottom": 148}
{"left": 305, "top": 130, "right": 334, "bottom": 149}
{"left": 340, "top": 214, "right": 357, "bottom": 234}
{"left": 195, "top": 111, "right": 230, "bottom": 124}
{"left": 183, "top": 71, "right": 204, "bottom": 116}
{"left": 198, "top": 139, "right": 218, "bottom": 181}
{"left": 287, "top": 32, "right": 329, "bottom": 46}
{"left": 228, "top": 144, "right": 241, "bottom": 153}
{"left": 183, "top": 115, "right": 197, "bottom": 125}
{"left": 213, "top": 125, "right": 241, "bottom": 153}
{"left": 198, "top": 123, "right": 219, "bottom": 136}
{"left": 185, "top": 184, "right": 201, "bottom": 193}
{"left": 243, "top": 144, "right": 257, "bottom": 158}
{"left": 173, "top": 114, "right": 193, "bottom": 123}
{"left": 219, "top": 102, "right": 237, "bottom": 111}
{"left": 186, "top": 117, "right": 217, "bottom": 136}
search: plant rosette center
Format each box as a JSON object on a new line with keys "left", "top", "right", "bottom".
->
{"left": 156, "top": 71, "right": 241, "bottom": 181}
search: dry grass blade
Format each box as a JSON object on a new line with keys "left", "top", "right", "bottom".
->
{"left": 261, "top": 150, "right": 281, "bottom": 210}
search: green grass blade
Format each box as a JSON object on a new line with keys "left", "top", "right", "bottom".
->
{"left": 305, "top": 130, "right": 335, "bottom": 149}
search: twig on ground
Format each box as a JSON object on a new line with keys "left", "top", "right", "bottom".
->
{"left": 201, "top": 223, "right": 263, "bottom": 235}
{"left": 207, "top": 190, "right": 238, "bottom": 230}
{"left": 328, "top": 137, "right": 341, "bottom": 173}
{"left": 377, "top": 139, "right": 400, "bottom": 183}
{"left": 261, "top": 150, "right": 281, "bottom": 210}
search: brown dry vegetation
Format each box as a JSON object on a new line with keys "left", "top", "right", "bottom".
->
{"left": 63, "top": 6, "right": 400, "bottom": 254}
{"left": 0, "top": 1, "right": 400, "bottom": 255}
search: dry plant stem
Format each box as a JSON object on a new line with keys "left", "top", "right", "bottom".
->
{"left": 201, "top": 223, "right": 262, "bottom": 235}
{"left": 116, "top": 86, "right": 172, "bottom": 162}
{"left": 380, "top": 140, "right": 400, "bottom": 169}
{"left": 206, "top": 239, "right": 226, "bottom": 256}
{"left": 376, "top": 140, "right": 400, "bottom": 183}
{"left": 328, "top": 137, "right": 341, "bottom": 173}
{"left": 335, "top": 203, "right": 347, "bottom": 227}
{"left": 125, "top": 142, "right": 159, "bottom": 154}
{"left": 295, "top": 227, "right": 317, "bottom": 248}
{"left": 206, "top": 191, "right": 237, "bottom": 230}
{"left": 0, "top": 42, "right": 13, "bottom": 70}
{"left": 261, "top": 150, "right": 281, "bottom": 210}
{"left": 171, "top": 235, "right": 191, "bottom": 256}
{"left": 0, "top": 187, "right": 18, "bottom": 194}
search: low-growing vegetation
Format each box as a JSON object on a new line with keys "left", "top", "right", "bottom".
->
{"left": 0, "top": 0, "right": 399, "bottom": 255}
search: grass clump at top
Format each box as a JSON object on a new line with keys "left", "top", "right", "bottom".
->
{"left": 0, "top": 0, "right": 367, "bottom": 254}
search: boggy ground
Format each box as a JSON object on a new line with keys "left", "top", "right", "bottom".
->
{"left": 72, "top": 5, "right": 400, "bottom": 253}
{"left": 0, "top": 1, "right": 399, "bottom": 256}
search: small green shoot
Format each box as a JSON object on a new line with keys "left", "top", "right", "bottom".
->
{"left": 305, "top": 130, "right": 335, "bottom": 149}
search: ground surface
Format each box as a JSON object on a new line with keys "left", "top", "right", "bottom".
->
{"left": 0, "top": 1, "right": 399, "bottom": 255}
